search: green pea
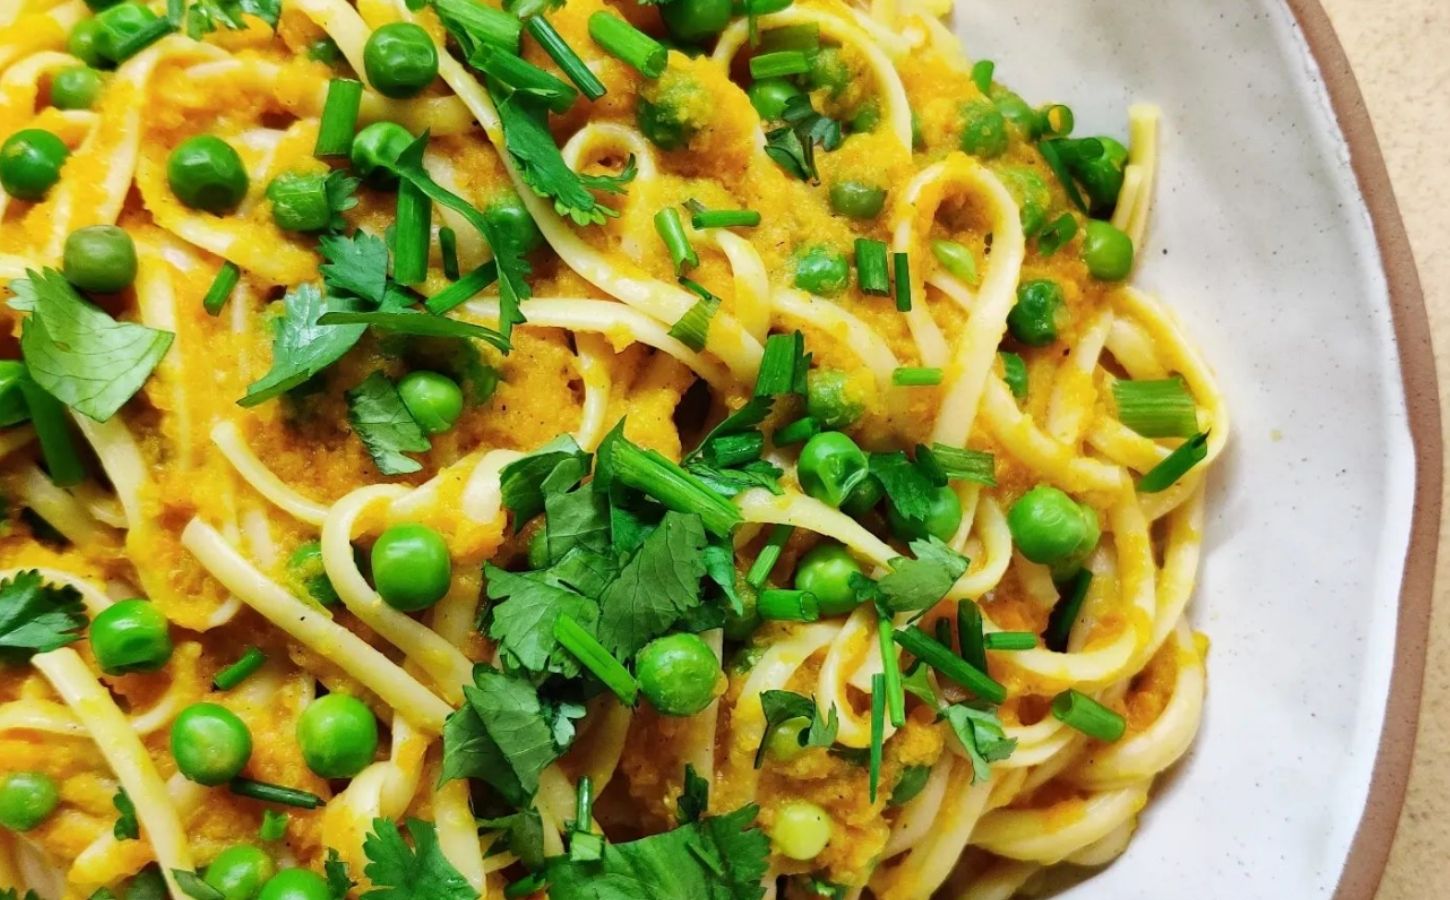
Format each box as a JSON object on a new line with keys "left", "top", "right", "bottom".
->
{"left": 370, "top": 522, "right": 451, "bottom": 611}
{"left": 635, "top": 632, "right": 721, "bottom": 717}
{"left": 996, "top": 166, "right": 1050, "bottom": 237}
{"left": 797, "top": 431, "right": 867, "bottom": 509}
{"left": 958, "top": 99, "right": 1007, "bottom": 159}
{"left": 363, "top": 22, "right": 438, "bottom": 100}
{"left": 803, "top": 47, "right": 849, "bottom": 98}
{"left": 256, "top": 868, "right": 331, "bottom": 900}
{"left": 746, "top": 78, "right": 802, "bottom": 121}
{"left": 1073, "top": 136, "right": 1128, "bottom": 214}
{"left": 67, "top": 20, "right": 106, "bottom": 68}
{"left": 0, "top": 128, "right": 68, "bottom": 201}
{"left": 204, "top": 844, "right": 276, "bottom": 900}
{"left": 721, "top": 579, "right": 760, "bottom": 642}
{"left": 827, "top": 179, "right": 886, "bottom": 220}
{"left": 398, "top": 370, "right": 463, "bottom": 435}
{"left": 265, "top": 172, "right": 330, "bottom": 232}
{"left": 1007, "top": 279, "right": 1065, "bottom": 346}
{"left": 170, "top": 702, "right": 252, "bottom": 786}
{"left": 484, "top": 191, "right": 544, "bottom": 254}
{"left": 886, "top": 484, "right": 962, "bottom": 543}
{"left": 0, "top": 772, "right": 59, "bottom": 831}
{"left": 793, "top": 542, "right": 861, "bottom": 616}
{"left": 93, "top": 3, "right": 160, "bottom": 65}
{"left": 792, "top": 246, "right": 850, "bottom": 298}
{"left": 297, "top": 694, "right": 379, "bottom": 779}
{"left": 350, "top": 121, "right": 413, "bottom": 186}
{"left": 769, "top": 800, "right": 832, "bottom": 860}
{"left": 659, "top": 0, "right": 732, "bottom": 43}
{"left": 1081, "top": 220, "right": 1134, "bottom": 281}
{"left": 51, "top": 66, "right": 103, "bottom": 110}
{"left": 90, "top": 597, "right": 172, "bottom": 675}
{"left": 990, "top": 87, "right": 1039, "bottom": 138}
{"left": 287, "top": 541, "right": 339, "bottom": 607}
{"left": 1006, "top": 484, "right": 1100, "bottom": 569}
{"left": 847, "top": 101, "right": 880, "bottom": 134}
{"left": 765, "top": 715, "right": 812, "bottom": 762}
{"left": 63, "top": 224, "right": 137, "bottom": 293}
{"left": 841, "top": 474, "right": 883, "bottom": 518}
{"left": 168, "top": 135, "right": 248, "bottom": 214}
{"left": 307, "top": 37, "right": 343, "bottom": 65}
{"left": 805, "top": 369, "right": 863, "bottom": 429}
{"left": 1000, "top": 351, "right": 1028, "bottom": 400}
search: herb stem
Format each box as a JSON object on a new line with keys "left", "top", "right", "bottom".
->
{"left": 315, "top": 78, "right": 363, "bottom": 157}
{"left": 587, "top": 12, "right": 666, "bottom": 79}
{"left": 526, "top": 16, "right": 606, "bottom": 101}
{"left": 554, "top": 614, "right": 638, "bottom": 705}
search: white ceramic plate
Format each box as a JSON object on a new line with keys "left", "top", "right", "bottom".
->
{"left": 950, "top": 2, "right": 1439, "bottom": 897}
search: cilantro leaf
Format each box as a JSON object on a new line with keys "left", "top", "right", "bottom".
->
{"left": 345, "top": 372, "right": 431, "bottom": 475}
{"left": 853, "top": 537, "right": 969, "bottom": 614}
{"left": 941, "top": 704, "right": 1015, "bottom": 783}
{"left": 678, "top": 763, "right": 708, "bottom": 825}
{"left": 498, "top": 435, "right": 591, "bottom": 525}
{"left": 113, "top": 788, "right": 138, "bottom": 840}
{"left": 318, "top": 309, "right": 510, "bottom": 353}
{"left": 476, "top": 807, "right": 545, "bottom": 870}
{"left": 753, "top": 690, "right": 838, "bottom": 767}
{"left": 596, "top": 511, "right": 707, "bottom": 657}
{"left": 361, "top": 818, "right": 475, "bottom": 900}
{"left": 325, "top": 848, "right": 354, "bottom": 899}
{"left": 484, "top": 564, "right": 599, "bottom": 676}
{"left": 868, "top": 451, "right": 938, "bottom": 524}
{"left": 0, "top": 569, "right": 85, "bottom": 662}
{"left": 0, "top": 891, "right": 42, "bottom": 900}
{"left": 170, "top": 870, "right": 223, "bottom": 900}
{"left": 324, "top": 171, "right": 361, "bottom": 231}
{"left": 492, "top": 90, "right": 634, "bottom": 226}
{"left": 763, "top": 96, "right": 842, "bottom": 184}
{"left": 7, "top": 269, "right": 173, "bottom": 422}
{"left": 439, "top": 668, "right": 561, "bottom": 807}
{"left": 240, "top": 285, "right": 365, "bottom": 406}
{"left": 685, "top": 458, "right": 783, "bottom": 499}
{"left": 319, "top": 231, "right": 391, "bottom": 307}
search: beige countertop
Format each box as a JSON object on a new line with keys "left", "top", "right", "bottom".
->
{"left": 1317, "top": 1, "right": 1448, "bottom": 894}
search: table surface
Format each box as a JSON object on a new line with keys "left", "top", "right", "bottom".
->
{"left": 1315, "top": 1, "right": 1448, "bottom": 895}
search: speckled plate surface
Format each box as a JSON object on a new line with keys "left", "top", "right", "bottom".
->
{"left": 951, "top": 2, "right": 1439, "bottom": 897}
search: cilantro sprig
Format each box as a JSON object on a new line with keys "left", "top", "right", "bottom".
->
{"left": 0, "top": 570, "right": 86, "bottom": 663}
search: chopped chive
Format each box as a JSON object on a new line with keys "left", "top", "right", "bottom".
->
{"left": 757, "top": 23, "right": 820, "bottom": 54}
{"left": 315, "top": 78, "right": 363, "bottom": 158}
{"left": 746, "top": 523, "right": 792, "bottom": 588}
{"left": 212, "top": 647, "right": 266, "bottom": 691}
{"left": 1036, "top": 213, "right": 1078, "bottom": 256}
{"left": 587, "top": 11, "right": 666, "bottom": 79}
{"left": 956, "top": 602, "right": 986, "bottom": 673}
{"left": 1039, "top": 138, "right": 1092, "bottom": 214}
{"left": 928, "top": 443, "right": 996, "bottom": 486}
{"left": 200, "top": 261, "right": 240, "bottom": 317}
{"left": 504, "top": 874, "right": 546, "bottom": 899}
{"left": 753, "top": 331, "right": 807, "bottom": 398}
{"left": 758, "top": 589, "right": 820, "bottom": 622}
{"left": 475, "top": 46, "right": 579, "bottom": 115}
{"left": 1112, "top": 378, "right": 1198, "bottom": 438}
{"left": 667, "top": 278, "right": 720, "bottom": 352}
{"left": 749, "top": 50, "right": 810, "bottom": 79}
{"left": 970, "top": 59, "right": 994, "bottom": 94}
{"left": 892, "top": 252, "right": 911, "bottom": 312}
{"left": 392, "top": 178, "right": 432, "bottom": 286}
{"left": 1051, "top": 689, "right": 1126, "bottom": 742}
{"left": 653, "top": 207, "right": 698, "bottom": 274}
{"left": 855, "top": 239, "right": 889, "bottom": 295}
{"left": 439, "top": 227, "right": 460, "bottom": 280}
{"left": 228, "top": 778, "right": 322, "bottom": 809}
{"left": 869, "top": 672, "right": 885, "bottom": 802}
{"left": 423, "top": 261, "right": 499, "bottom": 315}
{"left": 526, "top": 16, "right": 605, "bottom": 101}
{"left": 891, "top": 366, "right": 942, "bottom": 387}
{"left": 574, "top": 775, "right": 593, "bottom": 827}
{"left": 772, "top": 416, "right": 818, "bottom": 447}
{"left": 877, "top": 615, "right": 905, "bottom": 728}
{"left": 553, "top": 614, "right": 637, "bottom": 704}
{"left": 930, "top": 239, "right": 978, "bottom": 284}
{"left": 604, "top": 436, "right": 743, "bottom": 536}
{"left": 433, "top": 0, "right": 522, "bottom": 56}
{"left": 1038, "top": 104, "right": 1074, "bottom": 139}
{"left": 1044, "top": 568, "right": 1091, "bottom": 653}
{"left": 1138, "top": 431, "right": 1210, "bottom": 493}
{"left": 701, "top": 431, "right": 764, "bottom": 468}
{"left": 894, "top": 626, "right": 1006, "bottom": 704}
{"left": 985, "top": 631, "right": 1037, "bottom": 651}
{"left": 111, "top": 16, "right": 173, "bottom": 62}
{"left": 685, "top": 199, "right": 761, "bottom": 229}
{"left": 999, "top": 351, "right": 1028, "bottom": 399}
{"left": 19, "top": 379, "right": 84, "bottom": 487}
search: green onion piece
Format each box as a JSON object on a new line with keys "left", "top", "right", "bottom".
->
{"left": 201, "top": 261, "right": 241, "bottom": 317}
{"left": 855, "top": 239, "right": 889, "bottom": 295}
{"left": 654, "top": 207, "right": 698, "bottom": 274}
{"left": 877, "top": 615, "right": 905, "bottom": 728}
{"left": 1036, "top": 213, "right": 1077, "bottom": 256}
{"left": 868, "top": 672, "right": 885, "bottom": 802}
{"left": 893, "top": 626, "right": 1006, "bottom": 704}
{"left": 1044, "top": 568, "right": 1091, "bottom": 653}
{"left": 433, "top": 0, "right": 522, "bottom": 55}
{"left": 667, "top": 278, "right": 720, "bottom": 352}
{"left": 892, "top": 251, "right": 911, "bottom": 312}
{"left": 701, "top": 431, "right": 763, "bottom": 468}
{"left": 772, "top": 416, "right": 818, "bottom": 447}
{"left": 956, "top": 602, "right": 986, "bottom": 673}
{"left": 1112, "top": 378, "right": 1198, "bottom": 438}
{"left": 754, "top": 331, "right": 807, "bottom": 398}
{"left": 212, "top": 647, "right": 266, "bottom": 691}
{"left": 928, "top": 443, "right": 996, "bottom": 486}
{"left": 392, "top": 178, "right": 432, "bottom": 286}
{"left": 439, "top": 227, "right": 460, "bottom": 281}
{"left": 891, "top": 366, "right": 942, "bottom": 387}
{"left": 526, "top": 16, "right": 605, "bottom": 101}
{"left": 930, "top": 239, "right": 978, "bottom": 284}
{"left": 19, "top": 379, "right": 84, "bottom": 487}
{"left": 1139, "top": 431, "right": 1209, "bottom": 493}
{"left": 553, "top": 614, "right": 638, "bottom": 704}
{"left": 970, "top": 59, "right": 994, "bottom": 94}
{"left": 111, "top": 16, "right": 173, "bottom": 63}
{"left": 746, "top": 523, "right": 793, "bottom": 588}
{"left": 315, "top": 78, "right": 363, "bottom": 157}
{"left": 228, "top": 778, "right": 322, "bottom": 809}
{"left": 574, "top": 775, "right": 593, "bottom": 827}
{"left": 749, "top": 49, "right": 810, "bottom": 79}
{"left": 605, "top": 438, "right": 743, "bottom": 536}
{"left": 258, "top": 809, "right": 288, "bottom": 841}
{"left": 757, "top": 23, "right": 820, "bottom": 53}
{"left": 758, "top": 588, "right": 820, "bottom": 622}
{"left": 685, "top": 199, "right": 761, "bottom": 229}
{"left": 424, "top": 261, "right": 499, "bottom": 315}
{"left": 1038, "top": 138, "right": 1091, "bottom": 214}
{"left": 504, "top": 874, "right": 546, "bottom": 900}
{"left": 166, "top": 0, "right": 183, "bottom": 26}
{"left": 476, "top": 47, "right": 579, "bottom": 115}
{"left": 1051, "top": 689, "right": 1126, "bottom": 742}
{"left": 999, "top": 351, "right": 1028, "bottom": 399}
{"left": 1039, "top": 104, "right": 1074, "bottom": 138}
{"left": 984, "top": 631, "right": 1037, "bottom": 651}
{"left": 587, "top": 12, "right": 666, "bottom": 79}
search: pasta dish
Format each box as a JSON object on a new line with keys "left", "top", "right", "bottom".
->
{"left": 0, "top": 0, "right": 1227, "bottom": 895}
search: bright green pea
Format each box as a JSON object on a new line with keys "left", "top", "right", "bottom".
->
{"left": 397, "top": 370, "right": 463, "bottom": 435}
{"left": 297, "top": 694, "right": 379, "bottom": 779}
{"left": 1007, "top": 279, "right": 1065, "bottom": 346}
{"left": 93, "top": 3, "right": 160, "bottom": 65}
{"left": 63, "top": 224, "right": 136, "bottom": 293}
{"left": 1007, "top": 484, "right": 1100, "bottom": 569}
{"left": 770, "top": 800, "right": 832, "bottom": 860}
{"left": 287, "top": 541, "right": 339, "bottom": 607}
{"left": 1081, "top": 219, "right": 1134, "bottom": 280}
{"left": 803, "top": 47, "right": 849, "bottom": 98}
{"left": 256, "top": 868, "right": 331, "bottom": 900}
{"left": 1073, "top": 136, "right": 1128, "bottom": 214}
{"left": 0, "top": 128, "right": 68, "bottom": 201}
{"left": 266, "top": 172, "right": 331, "bottom": 232}
{"left": 990, "top": 87, "right": 1039, "bottom": 138}
{"left": 995, "top": 165, "right": 1050, "bottom": 237}
{"left": 886, "top": 484, "right": 962, "bottom": 543}
{"left": 659, "top": 0, "right": 731, "bottom": 42}
{"left": 636, "top": 83, "right": 700, "bottom": 151}
{"left": 170, "top": 702, "right": 252, "bottom": 786}
{"left": 792, "top": 246, "right": 850, "bottom": 298}
{"left": 841, "top": 473, "right": 883, "bottom": 517}
{"left": 793, "top": 542, "right": 861, "bottom": 616}
{"left": 0, "top": 772, "right": 59, "bottom": 831}
{"left": 370, "top": 522, "right": 451, "bottom": 611}
{"left": 51, "top": 66, "right": 103, "bottom": 110}
{"left": 828, "top": 179, "right": 886, "bottom": 220}
{"left": 363, "top": 22, "right": 438, "bottom": 100}
{"left": 797, "top": 431, "right": 867, "bottom": 509}
{"left": 765, "top": 715, "right": 812, "bottom": 762}
{"left": 350, "top": 121, "right": 412, "bottom": 186}
{"left": 931, "top": 239, "right": 978, "bottom": 285}
{"left": 90, "top": 598, "right": 172, "bottom": 675}
{"left": 484, "top": 191, "right": 544, "bottom": 254}
{"left": 746, "top": 78, "right": 802, "bottom": 121}
{"left": 635, "top": 632, "right": 721, "bottom": 716}
{"left": 848, "top": 101, "right": 880, "bottom": 134}
{"left": 204, "top": 844, "right": 276, "bottom": 900}
{"left": 805, "top": 369, "right": 863, "bottom": 429}
{"left": 959, "top": 99, "right": 1007, "bottom": 159}
{"left": 67, "top": 20, "right": 106, "bottom": 68}
{"left": 168, "top": 135, "right": 249, "bottom": 214}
